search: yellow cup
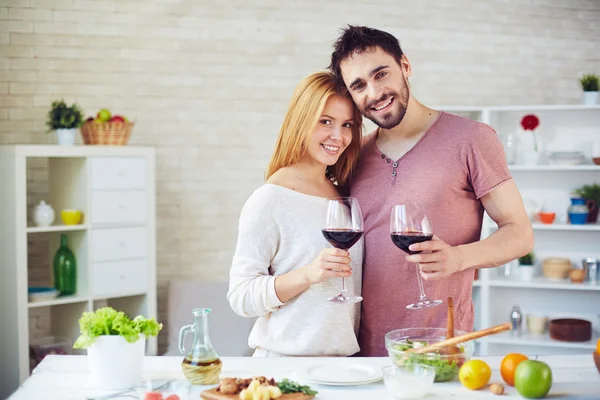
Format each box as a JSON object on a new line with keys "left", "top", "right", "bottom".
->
{"left": 61, "top": 209, "right": 83, "bottom": 225}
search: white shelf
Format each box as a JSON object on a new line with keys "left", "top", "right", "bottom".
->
{"left": 532, "top": 223, "right": 600, "bottom": 231}
{"left": 484, "top": 331, "right": 598, "bottom": 349}
{"left": 509, "top": 165, "right": 600, "bottom": 171}
{"left": 28, "top": 294, "right": 89, "bottom": 308}
{"left": 488, "top": 278, "right": 600, "bottom": 291}
{"left": 92, "top": 291, "right": 148, "bottom": 301}
{"left": 26, "top": 224, "right": 87, "bottom": 233}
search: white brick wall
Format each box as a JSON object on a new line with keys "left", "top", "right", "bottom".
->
{"left": 1, "top": 0, "right": 599, "bottom": 353}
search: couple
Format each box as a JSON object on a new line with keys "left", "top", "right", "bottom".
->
{"left": 227, "top": 26, "right": 534, "bottom": 357}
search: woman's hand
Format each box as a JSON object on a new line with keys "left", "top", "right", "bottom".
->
{"left": 304, "top": 248, "right": 352, "bottom": 285}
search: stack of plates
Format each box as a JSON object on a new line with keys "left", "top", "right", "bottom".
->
{"left": 295, "top": 362, "right": 383, "bottom": 386}
{"left": 548, "top": 151, "right": 586, "bottom": 166}
{"left": 28, "top": 287, "right": 59, "bottom": 303}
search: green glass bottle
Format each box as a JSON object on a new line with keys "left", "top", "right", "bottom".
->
{"left": 53, "top": 234, "right": 76, "bottom": 295}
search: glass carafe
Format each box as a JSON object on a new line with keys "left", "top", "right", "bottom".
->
{"left": 179, "top": 308, "right": 222, "bottom": 384}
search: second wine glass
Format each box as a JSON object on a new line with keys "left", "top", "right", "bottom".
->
{"left": 322, "top": 197, "right": 363, "bottom": 304}
{"left": 390, "top": 202, "right": 443, "bottom": 309}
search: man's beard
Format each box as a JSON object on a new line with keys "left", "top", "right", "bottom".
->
{"left": 363, "top": 88, "right": 409, "bottom": 129}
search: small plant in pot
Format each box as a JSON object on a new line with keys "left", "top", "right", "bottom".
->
{"left": 46, "top": 100, "right": 84, "bottom": 146}
{"left": 518, "top": 252, "right": 535, "bottom": 281}
{"left": 73, "top": 307, "right": 162, "bottom": 390}
{"left": 580, "top": 73, "right": 599, "bottom": 106}
{"left": 573, "top": 183, "right": 600, "bottom": 223}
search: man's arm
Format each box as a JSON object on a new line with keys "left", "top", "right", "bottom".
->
{"left": 407, "top": 181, "right": 534, "bottom": 280}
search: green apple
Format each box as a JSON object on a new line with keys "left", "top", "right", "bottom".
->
{"left": 96, "top": 108, "right": 111, "bottom": 122}
{"left": 515, "top": 360, "right": 552, "bottom": 399}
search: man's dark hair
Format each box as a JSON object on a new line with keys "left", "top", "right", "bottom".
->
{"left": 329, "top": 25, "right": 404, "bottom": 90}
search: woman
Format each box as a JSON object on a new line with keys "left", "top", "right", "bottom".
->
{"left": 227, "top": 71, "right": 363, "bottom": 357}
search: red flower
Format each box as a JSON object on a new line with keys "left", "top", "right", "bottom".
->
{"left": 521, "top": 114, "right": 539, "bottom": 131}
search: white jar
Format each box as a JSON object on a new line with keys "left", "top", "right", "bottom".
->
{"left": 33, "top": 200, "right": 55, "bottom": 227}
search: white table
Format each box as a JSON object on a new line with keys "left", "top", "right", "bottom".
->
{"left": 8, "top": 355, "right": 600, "bottom": 399}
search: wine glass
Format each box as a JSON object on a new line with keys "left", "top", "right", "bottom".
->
{"left": 322, "top": 197, "right": 364, "bottom": 304}
{"left": 390, "top": 202, "right": 443, "bottom": 309}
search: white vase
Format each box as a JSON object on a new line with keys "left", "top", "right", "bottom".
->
{"left": 583, "top": 91, "right": 599, "bottom": 106}
{"left": 33, "top": 200, "right": 55, "bottom": 227}
{"left": 521, "top": 150, "right": 540, "bottom": 165}
{"left": 55, "top": 128, "right": 77, "bottom": 146}
{"left": 87, "top": 336, "right": 145, "bottom": 390}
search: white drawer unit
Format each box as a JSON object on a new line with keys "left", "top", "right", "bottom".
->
{"left": 91, "top": 190, "right": 147, "bottom": 225}
{"left": 0, "top": 145, "right": 157, "bottom": 394}
{"left": 90, "top": 157, "right": 147, "bottom": 190}
{"left": 91, "top": 227, "right": 148, "bottom": 262}
{"left": 91, "top": 260, "right": 148, "bottom": 297}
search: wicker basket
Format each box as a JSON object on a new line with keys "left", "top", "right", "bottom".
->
{"left": 80, "top": 120, "right": 134, "bottom": 145}
{"left": 542, "top": 257, "right": 572, "bottom": 280}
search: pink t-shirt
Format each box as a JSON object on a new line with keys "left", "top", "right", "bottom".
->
{"left": 350, "top": 111, "right": 512, "bottom": 356}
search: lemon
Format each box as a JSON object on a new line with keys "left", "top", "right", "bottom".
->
{"left": 459, "top": 359, "right": 492, "bottom": 390}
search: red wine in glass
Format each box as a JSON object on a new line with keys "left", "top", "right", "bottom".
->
{"left": 391, "top": 232, "right": 433, "bottom": 255}
{"left": 323, "top": 197, "right": 364, "bottom": 304}
{"left": 390, "top": 202, "right": 443, "bottom": 310}
{"left": 322, "top": 229, "right": 363, "bottom": 250}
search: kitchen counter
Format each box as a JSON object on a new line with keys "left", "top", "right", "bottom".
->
{"left": 8, "top": 354, "right": 600, "bottom": 399}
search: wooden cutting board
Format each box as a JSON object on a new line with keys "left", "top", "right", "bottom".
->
{"left": 200, "top": 388, "right": 314, "bottom": 400}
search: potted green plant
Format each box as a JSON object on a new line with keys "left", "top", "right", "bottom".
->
{"left": 579, "top": 73, "right": 599, "bottom": 105}
{"left": 73, "top": 307, "right": 162, "bottom": 390}
{"left": 573, "top": 183, "right": 600, "bottom": 223}
{"left": 46, "top": 99, "right": 84, "bottom": 145}
{"left": 518, "top": 252, "right": 535, "bottom": 281}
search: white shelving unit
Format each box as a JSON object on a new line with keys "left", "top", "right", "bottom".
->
{"left": 440, "top": 105, "right": 600, "bottom": 356}
{"left": 0, "top": 145, "right": 157, "bottom": 398}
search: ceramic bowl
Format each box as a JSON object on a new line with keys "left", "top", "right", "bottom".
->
{"left": 385, "top": 328, "right": 474, "bottom": 382}
{"left": 538, "top": 212, "right": 556, "bottom": 224}
{"left": 61, "top": 209, "right": 83, "bottom": 225}
{"left": 382, "top": 364, "right": 436, "bottom": 399}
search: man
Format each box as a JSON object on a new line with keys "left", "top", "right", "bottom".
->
{"left": 329, "top": 26, "right": 534, "bottom": 356}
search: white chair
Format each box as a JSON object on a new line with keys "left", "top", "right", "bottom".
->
{"left": 164, "top": 280, "right": 255, "bottom": 357}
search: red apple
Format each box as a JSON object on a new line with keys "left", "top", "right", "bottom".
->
{"left": 110, "top": 115, "right": 125, "bottom": 123}
{"left": 85, "top": 117, "right": 94, "bottom": 123}
{"left": 515, "top": 360, "right": 552, "bottom": 399}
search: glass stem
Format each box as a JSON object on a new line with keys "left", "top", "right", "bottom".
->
{"left": 415, "top": 263, "right": 428, "bottom": 301}
{"left": 341, "top": 277, "right": 348, "bottom": 294}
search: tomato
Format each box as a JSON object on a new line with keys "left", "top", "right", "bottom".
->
{"left": 459, "top": 360, "right": 491, "bottom": 390}
{"left": 500, "top": 353, "right": 529, "bottom": 386}
{"left": 144, "top": 392, "right": 163, "bottom": 400}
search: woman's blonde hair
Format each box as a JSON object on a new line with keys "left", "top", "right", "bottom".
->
{"left": 265, "top": 71, "right": 362, "bottom": 186}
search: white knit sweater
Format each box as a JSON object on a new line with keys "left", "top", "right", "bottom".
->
{"left": 227, "top": 184, "right": 363, "bottom": 356}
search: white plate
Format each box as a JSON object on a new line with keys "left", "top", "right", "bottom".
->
{"left": 296, "top": 362, "right": 382, "bottom": 386}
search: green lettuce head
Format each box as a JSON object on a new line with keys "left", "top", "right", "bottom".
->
{"left": 73, "top": 307, "right": 162, "bottom": 349}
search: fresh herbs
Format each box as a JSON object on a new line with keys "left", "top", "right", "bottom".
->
{"left": 73, "top": 307, "right": 162, "bottom": 349}
{"left": 277, "top": 378, "right": 318, "bottom": 396}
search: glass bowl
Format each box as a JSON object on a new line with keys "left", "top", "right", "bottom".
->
{"left": 382, "top": 364, "right": 436, "bottom": 399}
{"left": 385, "top": 328, "right": 474, "bottom": 382}
{"left": 135, "top": 379, "right": 191, "bottom": 400}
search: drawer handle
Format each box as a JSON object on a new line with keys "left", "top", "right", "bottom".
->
{"left": 119, "top": 242, "right": 125, "bottom": 247}
{"left": 118, "top": 171, "right": 125, "bottom": 178}
{"left": 118, "top": 204, "right": 125, "bottom": 210}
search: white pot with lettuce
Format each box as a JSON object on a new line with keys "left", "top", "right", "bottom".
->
{"left": 73, "top": 307, "right": 162, "bottom": 390}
